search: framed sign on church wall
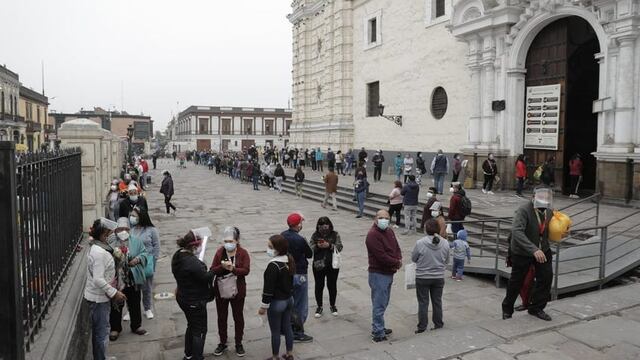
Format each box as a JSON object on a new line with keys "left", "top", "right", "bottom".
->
{"left": 524, "top": 84, "right": 561, "bottom": 150}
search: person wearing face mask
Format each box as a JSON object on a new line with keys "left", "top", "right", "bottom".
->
{"left": 366, "top": 210, "right": 402, "bottom": 343}
{"left": 160, "top": 170, "right": 177, "bottom": 215}
{"left": 447, "top": 182, "right": 468, "bottom": 235}
{"left": 258, "top": 235, "right": 295, "bottom": 360}
{"left": 502, "top": 187, "right": 554, "bottom": 322}
{"left": 108, "top": 217, "right": 150, "bottom": 341}
{"left": 172, "top": 231, "right": 216, "bottom": 360}
{"left": 416, "top": 152, "right": 427, "bottom": 185}
{"left": 118, "top": 173, "right": 133, "bottom": 192}
{"left": 412, "top": 219, "right": 450, "bottom": 333}
{"left": 429, "top": 202, "right": 448, "bottom": 238}
{"left": 85, "top": 218, "right": 126, "bottom": 360}
{"left": 106, "top": 179, "right": 122, "bottom": 221}
{"left": 430, "top": 150, "right": 450, "bottom": 195}
{"left": 117, "top": 184, "right": 148, "bottom": 219}
{"left": 394, "top": 153, "right": 403, "bottom": 182}
{"left": 129, "top": 207, "right": 160, "bottom": 320}
{"left": 310, "top": 217, "right": 343, "bottom": 318}
{"left": 281, "top": 213, "right": 314, "bottom": 343}
{"left": 420, "top": 187, "right": 438, "bottom": 231}
{"left": 452, "top": 153, "right": 462, "bottom": 183}
{"left": 403, "top": 153, "right": 414, "bottom": 184}
{"left": 482, "top": 153, "right": 498, "bottom": 195}
{"left": 372, "top": 150, "right": 385, "bottom": 182}
{"left": 401, "top": 175, "right": 420, "bottom": 235}
{"left": 354, "top": 171, "right": 369, "bottom": 218}
{"left": 211, "top": 227, "right": 250, "bottom": 357}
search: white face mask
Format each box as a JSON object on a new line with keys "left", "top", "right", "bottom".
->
{"left": 431, "top": 211, "right": 440, "bottom": 218}
{"left": 426, "top": 193, "right": 433, "bottom": 199}
{"left": 449, "top": 187, "right": 455, "bottom": 193}
{"left": 111, "top": 185, "right": 117, "bottom": 191}
{"left": 266, "top": 248, "right": 276, "bottom": 258}
{"left": 117, "top": 231, "right": 129, "bottom": 241}
{"left": 129, "top": 195, "right": 139, "bottom": 202}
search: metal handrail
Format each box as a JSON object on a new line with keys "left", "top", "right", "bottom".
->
{"left": 558, "top": 193, "right": 601, "bottom": 212}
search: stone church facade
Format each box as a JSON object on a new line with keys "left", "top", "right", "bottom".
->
{"left": 289, "top": 0, "right": 640, "bottom": 199}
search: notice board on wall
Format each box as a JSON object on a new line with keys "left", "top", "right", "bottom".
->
{"left": 524, "top": 84, "right": 561, "bottom": 150}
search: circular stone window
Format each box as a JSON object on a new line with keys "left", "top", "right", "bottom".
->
{"left": 431, "top": 87, "right": 448, "bottom": 120}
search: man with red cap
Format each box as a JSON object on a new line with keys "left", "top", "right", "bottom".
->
{"left": 281, "top": 213, "right": 314, "bottom": 343}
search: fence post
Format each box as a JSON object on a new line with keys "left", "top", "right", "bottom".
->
{"left": 552, "top": 242, "right": 560, "bottom": 300}
{"left": 599, "top": 227, "right": 608, "bottom": 289}
{"left": 0, "top": 142, "right": 25, "bottom": 360}
{"left": 494, "top": 220, "right": 501, "bottom": 287}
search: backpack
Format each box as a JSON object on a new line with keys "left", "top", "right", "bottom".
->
{"left": 460, "top": 195, "right": 472, "bottom": 217}
{"left": 533, "top": 166, "right": 543, "bottom": 181}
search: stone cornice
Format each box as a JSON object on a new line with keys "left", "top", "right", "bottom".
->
{"left": 288, "top": 0, "right": 328, "bottom": 24}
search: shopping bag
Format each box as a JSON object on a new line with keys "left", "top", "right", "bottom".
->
{"left": 332, "top": 247, "right": 341, "bottom": 269}
{"left": 404, "top": 263, "right": 416, "bottom": 290}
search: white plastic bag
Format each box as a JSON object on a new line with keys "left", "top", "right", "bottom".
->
{"left": 404, "top": 263, "right": 416, "bottom": 290}
{"left": 332, "top": 247, "right": 341, "bottom": 269}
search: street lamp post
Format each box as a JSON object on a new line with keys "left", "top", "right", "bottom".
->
{"left": 127, "top": 124, "right": 134, "bottom": 165}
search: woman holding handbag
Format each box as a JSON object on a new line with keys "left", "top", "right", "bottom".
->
{"left": 211, "top": 227, "right": 250, "bottom": 357}
{"left": 129, "top": 206, "right": 159, "bottom": 319}
{"left": 310, "top": 217, "right": 343, "bottom": 318}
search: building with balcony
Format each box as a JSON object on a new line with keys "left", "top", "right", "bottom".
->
{"left": 19, "top": 86, "right": 49, "bottom": 151}
{"left": 49, "top": 107, "right": 153, "bottom": 154}
{"left": 0, "top": 65, "right": 24, "bottom": 146}
{"left": 167, "top": 106, "right": 292, "bottom": 152}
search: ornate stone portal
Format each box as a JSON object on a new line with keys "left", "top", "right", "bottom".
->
{"left": 450, "top": 0, "right": 640, "bottom": 199}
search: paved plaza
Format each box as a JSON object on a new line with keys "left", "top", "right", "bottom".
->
{"left": 102, "top": 160, "right": 640, "bottom": 360}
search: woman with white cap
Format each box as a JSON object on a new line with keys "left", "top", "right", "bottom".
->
{"left": 108, "top": 217, "right": 150, "bottom": 340}
{"left": 105, "top": 179, "right": 122, "bottom": 220}
{"left": 210, "top": 227, "right": 251, "bottom": 357}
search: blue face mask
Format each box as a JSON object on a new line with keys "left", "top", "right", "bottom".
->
{"left": 266, "top": 248, "right": 276, "bottom": 258}
{"left": 129, "top": 216, "right": 139, "bottom": 226}
{"left": 377, "top": 219, "right": 390, "bottom": 230}
{"left": 224, "top": 243, "right": 237, "bottom": 252}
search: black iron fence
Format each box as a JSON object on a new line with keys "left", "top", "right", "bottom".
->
{"left": 0, "top": 142, "right": 83, "bottom": 358}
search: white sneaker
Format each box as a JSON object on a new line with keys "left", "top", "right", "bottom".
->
{"left": 122, "top": 313, "right": 130, "bottom": 321}
{"left": 392, "top": 225, "right": 399, "bottom": 229}
{"left": 145, "top": 310, "right": 154, "bottom": 319}
{"left": 488, "top": 191, "right": 495, "bottom": 195}
{"left": 482, "top": 189, "right": 487, "bottom": 194}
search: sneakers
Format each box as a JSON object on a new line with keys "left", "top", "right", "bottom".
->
{"left": 371, "top": 328, "right": 393, "bottom": 337}
{"left": 331, "top": 306, "right": 338, "bottom": 316}
{"left": 122, "top": 313, "right": 130, "bottom": 321}
{"left": 315, "top": 307, "right": 323, "bottom": 318}
{"left": 482, "top": 188, "right": 487, "bottom": 194}
{"left": 144, "top": 310, "right": 154, "bottom": 319}
{"left": 235, "top": 344, "right": 246, "bottom": 357}
{"left": 392, "top": 224, "right": 399, "bottom": 229}
{"left": 293, "top": 334, "right": 313, "bottom": 343}
{"left": 213, "top": 343, "right": 228, "bottom": 356}
{"left": 569, "top": 194, "right": 580, "bottom": 199}
{"left": 487, "top": 191, "right": 495, "bottom": 195}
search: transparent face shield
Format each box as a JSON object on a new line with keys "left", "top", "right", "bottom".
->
{"left": 533, "top": 188, "right": 553, "bottom": 209}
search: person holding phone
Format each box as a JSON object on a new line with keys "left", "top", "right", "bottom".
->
{"left": 310, "top": 217, "right": 343, "bottom": 318}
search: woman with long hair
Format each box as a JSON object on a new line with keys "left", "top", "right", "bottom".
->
{"left": 129, "top": 207, "right": 159, "bottom": 319}
{"left": 388, "top": 180, "right": 404, "bottom": 228}
{"left": 258, "top": 235, "right": 295, "bottom": 360}
{"left": 310, "top": 217, "right": 343, "bottom": 318}
{"left": 171, "top": 231, "right": 215, "bottom": 360}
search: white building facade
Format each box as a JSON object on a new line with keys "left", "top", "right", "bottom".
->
{"left": 168, "top": 106, "right": 292, "bottom": 153}
{"left": 289, "top": 0, "right": 640, "bottom": 199}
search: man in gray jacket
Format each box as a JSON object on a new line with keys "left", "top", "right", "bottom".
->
{"left": 502, "top": 187, "right": 554, "bottom": 321}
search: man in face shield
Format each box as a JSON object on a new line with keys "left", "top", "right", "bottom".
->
{"left": 502, "top": 187, "right": 554, "bottom": 321}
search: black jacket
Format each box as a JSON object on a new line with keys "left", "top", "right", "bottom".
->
{"left": 117, "top": 197, "right": 148, "bottom": 218}
{"left": 160, "top": 175, "right": 174, "bottom": 197}
{"left": 482, "top": 159, "right": 498, "bottom": 176}
{"left": 172, "top": 249, "right": 215, "bottom": 303}
{"left": 294, "top": 171, "right": 305, "bottom": 183}
{"left": 261, "top": 260, "right": 293, "bottom": 306}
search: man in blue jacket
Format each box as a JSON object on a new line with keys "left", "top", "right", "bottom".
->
{"left": 281, "top": 213, "right": 314, "bottom": 342}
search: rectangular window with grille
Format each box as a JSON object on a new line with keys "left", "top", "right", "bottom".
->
{"left": 435, "top": 0, "right": 445, "bottom": 18}
{"left": 367, "top": 81, "right": 380, "bottom": 117}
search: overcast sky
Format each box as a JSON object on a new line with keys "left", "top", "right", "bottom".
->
{"left": 2, "top": 0, "right": 293, "bottom": 131}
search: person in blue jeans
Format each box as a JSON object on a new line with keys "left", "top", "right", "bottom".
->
{"left": 450, "top": 229, "right": 472, "bottom": 281}
{"left": 365, "top": 210, "right": 402, "bottom": 343}
{"left": 281, "top": 213, "right": 314, "bottom": 343}
{"left": 259, "top": 234, "right": 295, "bottom": 360}
{"left": 354, "top": 171, "right": 369, "bottom": 218}
{"left": 85, "top": 219, "right": 126, "bottom": 360}
{"left": 430, "top": 150, "right": 450, "bottom": 195}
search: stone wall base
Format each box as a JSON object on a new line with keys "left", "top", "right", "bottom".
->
{"left": 596, "top": 160, "right": 640, "bottom": 201}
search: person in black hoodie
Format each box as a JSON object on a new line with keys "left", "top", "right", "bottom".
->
{"left": 160, "top": 170, "right": 176, "bottom": 214}
{"left": 172, "top": 231, "right": 215, "bottom": 360}
{"left": 258, "top": 235, "right": 295, "bottom": 360}
{"left": 310, "top": 217, "right": 343, "bottom": 318}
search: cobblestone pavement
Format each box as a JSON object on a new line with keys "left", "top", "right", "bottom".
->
{"left": 102, "top": 159, "right": 640, "bottom": 360}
